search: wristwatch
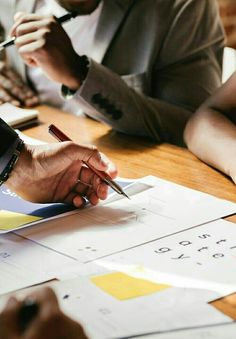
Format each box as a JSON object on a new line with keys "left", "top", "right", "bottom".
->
{"left": 0, "top": 139, "right": 24, "bottom": 186}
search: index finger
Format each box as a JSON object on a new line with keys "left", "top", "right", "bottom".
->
{"left": 10, "top": 12, "right": 44, "bottom": 37}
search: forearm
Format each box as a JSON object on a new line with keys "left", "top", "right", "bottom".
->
{"left": 5, "top": 143, "right": 32, "bottom": 192}
{"left": 184, "top": 108, "right": 236, "bottom": 179}
{"left": 69, "top": 60, "right": 192, "bottom": 145}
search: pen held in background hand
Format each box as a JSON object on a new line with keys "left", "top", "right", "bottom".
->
{"left": 48, "top": 124, "right": 130, "bottom": 199}
{"left": 0, "top": 12, "right": 78, "bottom": 51}
{"left": 19, "top": 299, "right": 39, "bottom": 332}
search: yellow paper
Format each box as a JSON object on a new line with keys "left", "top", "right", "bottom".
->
{"left": 0, "top": 210, "right": 41, "bottom": 230}
{"left": 91, "top": 272, "right": 170, "bottom": 300}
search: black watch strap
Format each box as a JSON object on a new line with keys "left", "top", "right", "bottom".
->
{"left": 0, "top": 139, "right": 24, "bottom": 186}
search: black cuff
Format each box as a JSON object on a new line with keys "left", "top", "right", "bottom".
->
{"left": 61, "top": 55, "right": 89, "bottom": 99}
{"left": 0, "top": 139, "right": 24, "bottom": 186}
{"left": 0, "top": 118, "right": 19, "bottom": 156}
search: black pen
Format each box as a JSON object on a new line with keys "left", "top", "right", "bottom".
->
{"left": 19, "top": 299, "right": 39, "bottom": 332}
{"left": 0, "top": 12, "right": 78, "bottom": 51}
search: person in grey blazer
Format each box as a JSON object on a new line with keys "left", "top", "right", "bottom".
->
{"left": 0, "top": 0, "right": 224, "bottom": 145}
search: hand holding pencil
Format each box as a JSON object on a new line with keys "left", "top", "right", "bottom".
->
{"left": 49, "top": 124, "right": 130, "bottom": 199}
{"left": 7, "top": 138, "right": 116, "bottom": 207}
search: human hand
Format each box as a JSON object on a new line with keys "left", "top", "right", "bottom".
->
{"left": 0, "top": 62, "right": 39, "bottom": 107}
{"left": 11, "top": 12, "right": 84, "bottom": 90}
{"left": 7, "top": 141, "right": 117, "bottom": 207}
{"left": 0, "top": 287, "right": 88, "bottom": 339}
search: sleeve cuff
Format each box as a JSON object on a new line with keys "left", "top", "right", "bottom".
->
{"left": 0, "top": 138, "right": 24, "bottom": 185}
{"left": 61, "top": 55, "right": 90, "bottom": 100}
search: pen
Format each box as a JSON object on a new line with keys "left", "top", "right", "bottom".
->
{"left": 19, "top": 299, "right": 39, "bottom": 332}
{"left": 48, "top": 124, "right": 130, "bottom": 199}
{"left": 0, "top": 12, "right": 78, "bottom": 51}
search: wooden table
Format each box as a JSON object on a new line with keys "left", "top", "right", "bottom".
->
{"left": 24, "top": 105, "right": 236, "bottom": 319}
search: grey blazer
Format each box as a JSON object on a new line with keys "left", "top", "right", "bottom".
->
{"left": 0, "top": 0, "right": 224, "bottom": 144}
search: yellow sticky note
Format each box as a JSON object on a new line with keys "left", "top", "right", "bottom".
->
{"left": 91, "top": 272, "right": 170, "bottom": 300}
{"left": 0, "top": 210, "right": 41, "bottom": 230}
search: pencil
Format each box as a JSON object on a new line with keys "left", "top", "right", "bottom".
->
{"left": 0, "top": 12, "right": 78, "bottom": 51}
{"left": 48, "top": 124, "right": 130, "bottom": 199}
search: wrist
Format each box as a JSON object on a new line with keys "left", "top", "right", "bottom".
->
{"left": 63, "top": 55, "right": 89, "bottom": 91}
{"left": 6, "top": 143, "right": 33, "bottom": 191}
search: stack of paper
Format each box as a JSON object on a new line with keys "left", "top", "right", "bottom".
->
{"left": 0, "top": 103, "right": 38, "bottom": 128}
{"left": 1, "top": 159, "right": 236, "bottom": 338}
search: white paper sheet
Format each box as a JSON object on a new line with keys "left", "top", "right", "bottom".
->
{"left": 137, "top": 322, "right": 236, "bottom": 339}
{"left": 0, "top": 233, "right": 77, "bottom": 295}
{"left": 16, "top": 176, "right": 236, "bottom": 263}
{"left": 52, "top": 275, "right": 232, "bottom": 339}
{"left": 0, "top": 103, "right": 38, "bottom": 127}
{"left": 96, "top": 219, "right": 236, "bottom": 297}
{"left": 0, "top": 257, "right": 231, "bottom": 339}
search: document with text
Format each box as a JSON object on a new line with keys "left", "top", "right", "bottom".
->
{"left": 16, "top": 176, "right": 236, "bottom": 263}
{"left": 96, "top": 219, "right": 236, "bottom": 298}
{"left": 0, "top": 232, "right": 77, "bottom": 295}
{"left": 51, "top": 273, "right": 232, "bottom": 339}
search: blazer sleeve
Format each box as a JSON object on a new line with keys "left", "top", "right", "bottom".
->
{"left": 62, "top": 0, "right": 225, "bottom": 145}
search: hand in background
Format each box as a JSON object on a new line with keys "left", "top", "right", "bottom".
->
{"left": 0, "top": 62, "right": 39, "bottom": 107}
{"left": 0, "top": 287, "right": 88, "bottom": 339}
{"left": 11, "top": 12, "right": 84, "bottom": 91}
{"left": 6, "top": 141, "right": 117, "bottom": 207}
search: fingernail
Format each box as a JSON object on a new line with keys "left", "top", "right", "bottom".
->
{"left": 98, "top": 184, "right": 108, "bottom": 199}
{"left": 73, "top": 196, "right": 86, "bottom": 208}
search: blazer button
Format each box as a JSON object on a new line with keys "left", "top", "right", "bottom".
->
{"left": 113, "top": 109, "right": 122, "bottom": 120}
{"left": 99, "top": 97, "right": 109, "bottom": 109}
{"left": 106, "top": 104, "right": 115, "bottom": 115}
{"left": 92, "top": 93, "right": 102, "bottom": 104}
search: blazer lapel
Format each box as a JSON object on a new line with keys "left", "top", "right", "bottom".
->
{"left": 90, "top": 0, "right": 134, "bottom": 63}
